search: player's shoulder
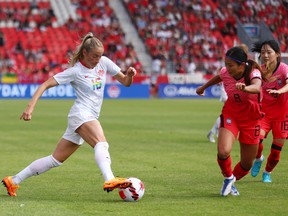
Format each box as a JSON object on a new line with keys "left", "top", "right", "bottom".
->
{"left": 219, "top": 67, "right": 227, "bottom": 76}
{"left": 66, "top": 63, "right": 80, "bottom": 74}
{"left": 251, "top": 68, "right": 261, "bottom": 78}
{"left": 67, "top": 62, "right": 81, "bottom": 71}
{"left": 100, "top": 56, "right": 111, "bottom": 63}
{"left": 278, "top": 62, "right": 288, "bottom": 70}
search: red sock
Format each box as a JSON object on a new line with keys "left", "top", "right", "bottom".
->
{"left": 256, "top": 139, "right": 264, "bottom": 159}
{"left": 217, "top": 155, "right": 233, "bottom": 177}
{"left": 233, "top": 162, "right": 249, "bottom": 181}
{"left": 265, "top": 142, "right": 282, "bottom": 172}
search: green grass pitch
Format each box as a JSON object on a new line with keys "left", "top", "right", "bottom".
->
{"left": 0, "top": 99, "right": 287, "bottom": 216}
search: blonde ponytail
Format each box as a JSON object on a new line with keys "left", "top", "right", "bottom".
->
{"left": 68, "top": 32, "right": 104, "bottom": 67}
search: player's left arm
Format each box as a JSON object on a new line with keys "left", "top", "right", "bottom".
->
{"left": 114, "top": 67, "right": 137, "bottom": 87}
{"left": 236, "top": 78, "right": 262, "bottom": 93}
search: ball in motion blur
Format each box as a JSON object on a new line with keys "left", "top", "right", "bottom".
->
{"left": 119, "top": 177, "right": 145, "bottom": 202}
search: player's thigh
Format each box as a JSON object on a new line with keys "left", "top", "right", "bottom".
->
{"left": 76, "top": 119, "right": 106, "bottom": 147}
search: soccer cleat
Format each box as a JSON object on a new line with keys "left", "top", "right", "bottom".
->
{"left": 220, "top": 176, "right": 236, "bottom": 196}
{"left": 103, "top": 177, "right": 132, "bottom": 192}
{"left": 2, "top": 176, "right": 20, "bottom": 196}
{"left": 262, "top": 172, "right": 272, "bottom": 183}
{"left": 207, "top": 131, "right": 215, "bottom": 143}
{"left": 230, "top": 184, "right": 240, "bottom": 196}
{"left": 251, "top": 155, "right": 264, "bottom": 177}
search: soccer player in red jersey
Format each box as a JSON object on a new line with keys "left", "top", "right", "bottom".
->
{"left": 207, "top": 44, "right": 249, "bottom": 143}
{"left": 250, "top": 40, "right": 288, "bottom": 182}
{"left": 196, "top": 46, "right": 264, "bottom": 196}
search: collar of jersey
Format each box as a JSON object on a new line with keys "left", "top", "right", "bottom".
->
{"left": 80, "top": 60, "right": 93, "bottom": 69}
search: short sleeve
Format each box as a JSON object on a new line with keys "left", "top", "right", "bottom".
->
{"left": 250, "top": 69, "right": 262, "bottom": 80}
{"left": 53, "top": 67, "right": 76, "bottom": 85}
{"left": 101, "top": 56, "right": 121, "bottom": 77}
{"left": 219, "top": 67, "right": 226, "bottom": 80}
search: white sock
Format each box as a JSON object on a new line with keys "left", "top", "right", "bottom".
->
{"left": 94, "top": 142, "right": 114, "bottom": 181}
{"left": 256, "top": 155, "right": 264, "bottom": 162}
{"left": 211, "top": 117, "right": 220, "bottom": 134}
{"left": 263, "top": 170, "right": 271, "bottom": 174}
{"left": 225, "top": 174, "right": 234, "bottom": 180}
{"left": 12, "top": 155, "right": 62, "bottom": 185}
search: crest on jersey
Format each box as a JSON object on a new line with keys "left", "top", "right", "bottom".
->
{"left": 226, "top": 118, "right": 232, "bottom": 125}
{"left": 98, "top": 69, "right": 104, "bottom": 77}
{"left": 252, "top": 71, "right": 261, "bottom": 77}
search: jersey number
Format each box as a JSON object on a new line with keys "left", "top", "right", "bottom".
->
{"left": 234, "top": 94, "right": 242, "bottom": 102}
{"left": 281, "top": 120, "right": 288, "bottom": 131}
{"left": 255, "top": 125, "right": 260, "bottom": 136}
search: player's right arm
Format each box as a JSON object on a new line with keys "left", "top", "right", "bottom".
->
{"left": 20, "top": 77, "right": 59, "bottom": 121}
{"left": 196, "top": 75, "right": 222, "bottom": 96}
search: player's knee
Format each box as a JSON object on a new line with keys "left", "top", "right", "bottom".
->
{"left": 217, "top": 149, "right": 230, "bottom": 159}
{"left": 50, "top": 155, "right": 62, "bottom": 167}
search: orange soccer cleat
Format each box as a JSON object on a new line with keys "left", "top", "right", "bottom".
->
{"left": 2, "top": 176, "right": 20, "bottom": 196}
{"left": 103, "top": 177, "right": 132, "bottom": 192}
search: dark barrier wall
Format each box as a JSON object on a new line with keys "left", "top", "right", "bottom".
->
{"left": 0, "top": 84, "right": 150, "bottom": 99}
{"left": 158, "top": 84, "right": 221, "bottom": 98}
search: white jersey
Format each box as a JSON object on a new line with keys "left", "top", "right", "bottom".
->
{"left": 54, "top": 56, "right": 120, "bottom": 119}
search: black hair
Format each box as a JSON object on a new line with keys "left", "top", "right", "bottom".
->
{"left": 251, "top": 39, "right": 281, "bottom": 63}
{"left": 226, "top": 46, "right": 263, "bottom": 85}
{"left": 251, "top": 40, "right": 280, "bottom": 53}
{"left": 226, "top": 46, "right": 247, "bottom": 64}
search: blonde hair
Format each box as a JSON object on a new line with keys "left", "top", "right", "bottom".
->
{"left": 238, "top": 43, "right": 249, "bottom": 55}
{"left": 68, "top": 32, "right": 104, "bottom": 67}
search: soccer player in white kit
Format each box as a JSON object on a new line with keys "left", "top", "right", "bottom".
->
{"left": 2, "top": 32, "right": 137, "bottom": 196}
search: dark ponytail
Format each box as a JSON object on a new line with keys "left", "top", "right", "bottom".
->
{"left": 244, "top": 59, "right": 264, "bottom": 84}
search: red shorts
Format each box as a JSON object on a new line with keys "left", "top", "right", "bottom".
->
{"left": 261, "top": 116, "right": 288, "bottom": 139}
{"left": 220, "top": 114, "right": 260, "bottom": 144}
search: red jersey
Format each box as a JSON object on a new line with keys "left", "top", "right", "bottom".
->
{"left": 262, "top": 62, "right": 288, "bottom": 120}
{"left": 220, "top": 67, "right": 263, "bottom": 121}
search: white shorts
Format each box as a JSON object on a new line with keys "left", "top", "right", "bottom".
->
{"left": 62, "top": 108, "right": 98, "bottom": 145}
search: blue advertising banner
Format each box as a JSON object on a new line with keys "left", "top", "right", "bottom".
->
{"left": 0, "top": 84, "right": 150, "bottom": 99}
{"left": 104, "top": 84, "right": 150, "bottom": 99}
{"left": 158, "top": 84, "right": 221, "bottom": 98}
